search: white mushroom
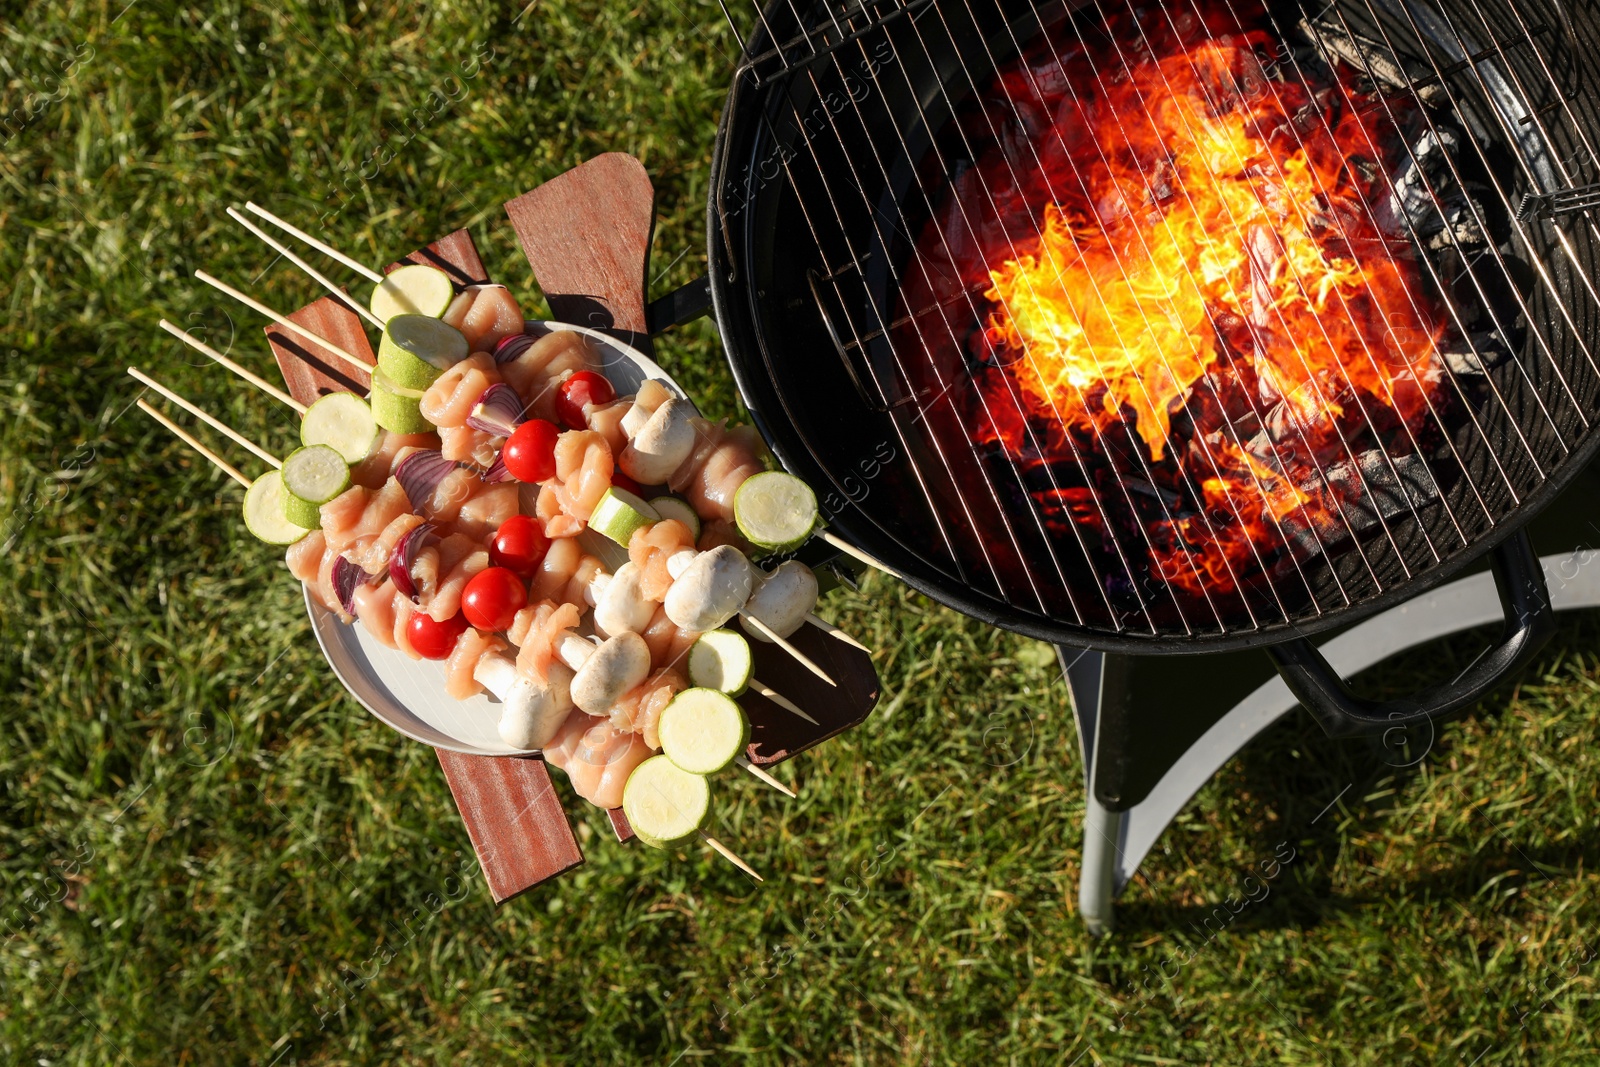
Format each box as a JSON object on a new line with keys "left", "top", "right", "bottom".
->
{"left": 475, "top": 655, "right": 575, "bottom": 750}
{"left": 591, "top": 561, "right": 656, "bottom": 638}
{"left": 570, "top": 632, "right": 652, "bottom": 715}
{"left": 743, "top": 561, "right": 819, "bottom": 641}
{"left": 618, "top": 397, "right": 696, "bottom": 485}
{"left": 620, "top": 379, "right": 673, "bottom": 439}
{"left": 664, "top": 544, "right": 754, "bottom": 632}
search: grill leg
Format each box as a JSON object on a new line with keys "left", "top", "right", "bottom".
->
{"left": 1079, "top": 797, "right": 1125, "bottom": 937}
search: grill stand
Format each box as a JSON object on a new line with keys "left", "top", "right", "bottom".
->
{"left": 1065, "top": 459, "right": 1600, "bottom": 936}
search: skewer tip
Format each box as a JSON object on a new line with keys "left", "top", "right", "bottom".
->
{"left": 736, "top": 757, "right": 798, "bottom": 799}
{"left": 741, "top": 613, "right": 837, "bottom": 687}
{"left": 702, "top": 834, "right": 763, "bottom": 882}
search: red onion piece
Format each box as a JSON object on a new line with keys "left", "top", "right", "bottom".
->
{"left": 493, "top": 333, "right": 536, "bottom": 365}
{"left": 395, "top": 450, "right": 458, "bottom": 511}
{"left": 481, "top": 454, "right": 514, "bottom": 483}
{"left": 332, "top": 555, "right": 378, "bottom": 616}
{"left": 388, "top": 522, "right": 438, "bottom": 600}
{"left": 465, "top": 382, "right": 526, "bottom": 437}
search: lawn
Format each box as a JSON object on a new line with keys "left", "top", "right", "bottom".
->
{"left": 3, "top": 1, "right": 1599, "bottom": 1063}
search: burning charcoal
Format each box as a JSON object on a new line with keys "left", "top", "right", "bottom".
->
{"left": 1374, "top": 124, "right": 1468, "bottom": 239}
{"left": 1123, "top": 478, "right": 1182, "bottom": 510}
{"left": 1281, "top": 450, "right": 1440, "bottom": 557}
{"left": 1296, "top": 17, "right": 1443, "bottom": 105}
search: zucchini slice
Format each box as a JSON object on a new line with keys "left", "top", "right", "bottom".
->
{"left": 622, "top": 755, "right": 711, "bottom": 849}
{"left": 376, "top": 314, "right": 468, "bottom": 390}
{"left": 658, "top": 688, "right": 750, "bottom": 775}
{"left": 733, "top": 471, "right": 819, "bottom": 553}
{"left": 242, "top": 470, "right": 310, "bottom": 545}
{"left": 300, "top": 392, "right": 381, "bottom": 462}
{"left": 280, "top": 444, "right": 350, "bottom": 529}
{"left": 588, "top": 486, "right": 661, "bottom": 546}
{"left": 370, "top": 264, "right": 454, "bottom": 323}
{"left": 686, "top": 629, "right": 753, "bottom": 697}
{"left": 649, "top": 495, "right": 701, "bottom": 540}
{"left": 369, "top": 369, "right": 434, "bottom": 434}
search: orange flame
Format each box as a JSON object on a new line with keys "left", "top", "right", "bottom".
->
{"left": 979, "top": 30, "right": 1445, "bottom": 595}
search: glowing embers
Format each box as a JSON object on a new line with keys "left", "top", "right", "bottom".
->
{"left": 942, "top": 2, "right": 1460, "bottom": 609}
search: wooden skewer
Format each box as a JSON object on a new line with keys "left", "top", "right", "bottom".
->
{"left": 136, "top": 399, "right": 251, "bottom": 488}
{"left": 741, "top": 613, "right": 837, "bottom": 687}
{"left": 244, "top": 201, "right": 384, "bottom": 283}
{"left": 157, "top": 319, "right": 308, "bottom": 414}
{"left": 227, "top": 206, "right": 385, "bottom": 328}
{"left": 748, "top": 678, "right": 820, "bottom": 726}
{"left": 127, "top": 367, "right": 281, "bottom": 469}
{"left": 819, "top": 530, "right": 896, "bottom": 577}
{"left": 701, "top": 833, "right": 763, "bottom": 882}
{"left": 194, "top": 270, "right": 373, "bottom": 378}
{"left": 736, "top": 757, "right": 797, "bottom": 799}
{"left": 805, "top": 612, "right": 872, "bottom": 654}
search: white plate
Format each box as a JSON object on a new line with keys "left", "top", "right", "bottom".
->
{"left": 305, "top": 322, "right": 690, "bottom": 756}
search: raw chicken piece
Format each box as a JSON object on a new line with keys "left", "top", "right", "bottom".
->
{"left": 696, "top": 518, "right": 756, "bottom": 556}
{"left": 670, "top": 420, "right": 770, "bottom": 524}
{"left": 413, "top": 466, "right": 483, "bottom": 526}
{"left": 444, "top": 627, "right": 506, "bottom": 700}
{"left": 420, "top": 352, "right": 500, "bottom": 429}
{"left": 454, "top": 482, "right": 520, "bottom": 541}
{"left": 438, "top": 424, "right": 501, "bottom": 467}
{"left": 530, "top": 537, "right": 584, "bottom": 602}
{"left": 535, "top": 483, "right": 584, "bottom": 539}
{"left": 628, "top": 519, "right": 697, "bottom": 602}
{"left": 565, "top": 555, "right": 605, "bottom": 611}
{"left": 499, "top": 331, "right": 598, "bottom": 419}
{"left": 285, "top": 529, "right": 327, "bottom": 585}
{"left": 351, "top": 430, "right": 442, "bottom": 490}
{"left": 511, "top": 599, "right": 583, "bottom": 684}
{"left": 639, "top": 603, "right": 700, "bottom": 671}
{"left": 608, "top": 667, "right": 686, "bottom": 749}
{"left": 319, "top": 485, "right": 372, "bottom": 555}
{"left": 357, "top": 512, "right": 423, "bottom": 575}
{"left": 393, "top": 598, "right": 421, "bottom": 659}
{"left": 353, "top": 578, "right": 400, "bottom": 649}
{"left": 315, "top": 541, "right": 351, "bottom": 621}
{"left": 543, "top": 710, "right": 655, "bottom": 810}
{"left": 347, "top": 479, "right": 411, "bottom": 549}
{"left": 443, "top": 285, "right": 525, "bottom": 354}
{"left": 586, "top": 397, "right": 633, "bottom": 456}
{"left": 547, "top": 429, "right": 614, "bottom": 523}
{"left": 424, "top": 533, "right": 489, "bottom": 622}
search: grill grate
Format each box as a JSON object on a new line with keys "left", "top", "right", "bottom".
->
{"left": 712, "top": 0, "right": 1600, "bottom": 642}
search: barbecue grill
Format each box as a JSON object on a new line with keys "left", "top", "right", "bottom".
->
{"left": 642, "top": 0, "right": 1600, "bottom": 929}
{"left": 698, "top": 0, "right": 1600, "bottom": 737}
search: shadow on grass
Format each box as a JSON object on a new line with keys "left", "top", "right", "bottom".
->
{"left": 1112, "top": 609, "right": 1600, "bottom": 936}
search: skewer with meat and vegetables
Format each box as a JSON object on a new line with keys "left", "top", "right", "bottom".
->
{"left": 134, "top": 204, "right": 876, "bottom": 876}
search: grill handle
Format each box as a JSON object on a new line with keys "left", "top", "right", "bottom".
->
{"left": 1267, "top": 529, "right": 1556, "bottom": 740}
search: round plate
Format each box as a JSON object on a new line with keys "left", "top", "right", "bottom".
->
{"left": 305, "top": 322, "right": 690, "bottom": 756}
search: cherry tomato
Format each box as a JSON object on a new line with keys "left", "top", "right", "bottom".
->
{"left": 501, "top": 419, "right": 560, "bottom": 483}
{"left": 461, "top": 566, "right": 528, "bottom": 632}
{"left": 555, "top": 370, "right": 616, "bottom": 429}
{"left": 611, "top": 470, "right": 642, "bottom": 495}
{"left": 489, "top": 514, "right": 550, "bottom": 578}
{"left": 408, "top": 611, "right": 468, "bottom": 660}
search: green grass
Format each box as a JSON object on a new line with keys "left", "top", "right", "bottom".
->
{"left": 3, "top": 1, "right": 1599, "bottom": 1062}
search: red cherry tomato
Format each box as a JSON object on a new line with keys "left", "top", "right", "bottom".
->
{"left": 489, "top": 514, "right": 550, "bottom": 578}
{"left": 502, "top": 419, "right": 560, "bottom": 483}
{"left": 610, "top": 470, "right": 642, "bottom": 495}
{"left": 408, "top": 611, "right": 468, "bottom": 660}
{"left": 555, "top": 370, "right": 616, "bottom": 429}
{"left": 461, "top": 566, "right": 528, "bottom": 632}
